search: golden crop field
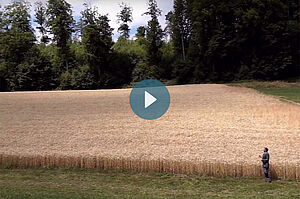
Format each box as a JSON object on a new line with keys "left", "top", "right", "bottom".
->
{"left": 0, "top": 85, "right": 299, "bottom": 179}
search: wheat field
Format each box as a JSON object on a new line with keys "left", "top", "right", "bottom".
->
{"left": 0, "top": 85, "right": 299, "bottom": 179}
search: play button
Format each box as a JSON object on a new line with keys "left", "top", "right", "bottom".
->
{"left": 145, "top": 91, "right": 157, "bottom": 108}
{"left": 130, "top": 79, "right": 170, "bottom": 120}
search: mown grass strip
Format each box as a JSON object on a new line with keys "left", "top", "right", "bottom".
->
{"left": 229, "top": 81, "right": 300, "bottom": 104}
{"left": 0, "top": 168, "right": 299, "bottom": 199}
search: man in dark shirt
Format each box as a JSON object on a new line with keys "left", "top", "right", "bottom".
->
{"left": 259, "top": 147, "right": 271, "bottom": 182}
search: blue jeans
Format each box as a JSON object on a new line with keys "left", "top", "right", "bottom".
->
{"left": 263, "top": 163, "right": 271, "bottom": 181}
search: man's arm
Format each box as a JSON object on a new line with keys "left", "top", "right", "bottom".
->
{"left": 259, "top": 155, "right": 269, "bottom": 161}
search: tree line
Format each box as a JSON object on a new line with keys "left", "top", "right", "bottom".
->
{"left": 0, "top": 0, "right": 299, "bottom": 91}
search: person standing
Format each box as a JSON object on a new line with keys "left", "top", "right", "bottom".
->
{"left": 259, "top": 147, "right": 271, "bottom": 182}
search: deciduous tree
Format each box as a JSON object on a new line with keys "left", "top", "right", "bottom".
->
{"left": 46, "top": 0, "right": 74, "bottom": 72}
{"left": 81, "top": 5, "right": 113, "bottom": 84}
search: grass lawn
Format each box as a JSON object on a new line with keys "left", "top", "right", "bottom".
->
{"left": 256, "top": 88, "right": 300, "bottom": 103}
{"left": 0, "top": 169, "right": 299, "bottom": 199}
{"left": 230, "top": 81, "right": 300, "bottom": 103}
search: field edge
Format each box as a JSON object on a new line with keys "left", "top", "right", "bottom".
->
{"left": 1, "top": 154, "right": 299, "bottom": 180}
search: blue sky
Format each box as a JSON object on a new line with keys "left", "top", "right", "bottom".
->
{"left": 1, "top": 0, "right": 174, "bottom": 40}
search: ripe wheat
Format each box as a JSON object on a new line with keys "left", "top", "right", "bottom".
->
{"left": 0, "top": 85, "right": 299, "bottom": 179}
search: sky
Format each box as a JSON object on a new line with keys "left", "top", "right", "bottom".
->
{"left": 0, "top": 0, "right": 174, "bottom": 40}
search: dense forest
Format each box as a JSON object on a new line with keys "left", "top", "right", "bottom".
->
{"left": 0, "top": 0, "right": 299, "bottom": 91}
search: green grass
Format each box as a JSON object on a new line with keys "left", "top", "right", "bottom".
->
{"left": 256, "top": 88, "right": 300, "bottom": 103}
{"left": 230, "top": 81, "right": 300, "bottom": 103}
{"left": 0, "top": 169, "right": 299, "bottom": 199}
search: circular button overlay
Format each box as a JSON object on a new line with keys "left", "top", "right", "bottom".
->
{"left": 130, "top": 79, "right": 170, "bottom": 120}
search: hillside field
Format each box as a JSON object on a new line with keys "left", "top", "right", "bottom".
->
{"left": 0, "top": 84, "right": 299, "bottom": 179}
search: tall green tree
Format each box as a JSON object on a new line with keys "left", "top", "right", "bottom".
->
{"left": 81, "top": 5, "right": 113, "bottom": 84}
{"left": 34, "top": 1, "right": 49, "bottom": 44}
{"left": 164, "top": 11, "right": 173, "bottom": 41}
{"left": 0, "top": 1, "right": 36, "bottom": 90}
{"left": 144, "top": 0, "right": 164, "bottom": 67}
{"left": 46, "top": 0, "right": 74, "bottom": 72}
{"left": 169, "top": 0, "right": 191, "bottom": 60}
{"left": 117, "top": 3, "right": 133, "bottom": 39}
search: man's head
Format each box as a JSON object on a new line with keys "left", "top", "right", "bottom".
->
{"left": 264, "top": 147, "right": 268, "bottom": 152}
